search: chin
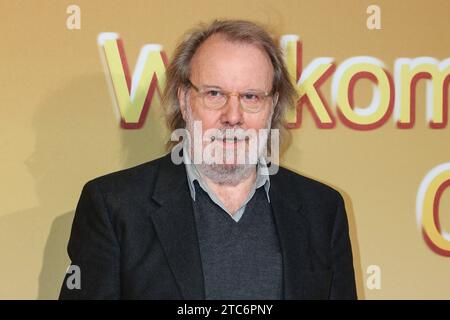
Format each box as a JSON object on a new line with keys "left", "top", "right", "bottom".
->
{"left": 198, "top": 162, "right": 256, "bottom": 186}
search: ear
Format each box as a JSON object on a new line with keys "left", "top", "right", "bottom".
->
{"left": 268, "top": 92, "right": 279, "bottom": 122}
{"left": 177, "top": 86, "right": 188, "bottom": 121}
{"left": 272, "top": 92, "right": 279, "bottom": 109}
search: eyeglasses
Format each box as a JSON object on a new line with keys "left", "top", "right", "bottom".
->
{"left": 187, "top": 80, "right": 278, "bottom": 113}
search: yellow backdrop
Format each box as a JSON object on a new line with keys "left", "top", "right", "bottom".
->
{"left": 0, "top": 0, "right": 449, "bottom": 299}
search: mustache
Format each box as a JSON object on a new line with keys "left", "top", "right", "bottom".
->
{"left": 204, "top": 128, "right": 254, "bottom": 142}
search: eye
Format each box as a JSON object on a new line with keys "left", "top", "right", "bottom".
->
{"left": 242, "top": 93, "right": 259, "bottom": 102}
{"left": 205, "top": 90, "right": 222, "bottom": 98}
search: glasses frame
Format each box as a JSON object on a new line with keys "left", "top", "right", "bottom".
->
{"left": 187, "top": 80, "right": 278, "bottom": 113}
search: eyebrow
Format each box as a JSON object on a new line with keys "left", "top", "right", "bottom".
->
{"left": 199, "top": 84, "right": 268, "bottom": 92}
{"left": 200, "top": 84, "right": 223, "bottom": 89}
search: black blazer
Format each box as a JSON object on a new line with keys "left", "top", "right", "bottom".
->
{"left": 59, "top": 153, "right": 357, "bottom": 299}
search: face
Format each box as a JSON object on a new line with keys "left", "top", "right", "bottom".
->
{"left": 178, "top": 34, "right": 275, "bottom": 184}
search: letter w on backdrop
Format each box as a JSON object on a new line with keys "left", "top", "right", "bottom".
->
{"left": 98, "top": 33, "right": 168, "bottom": 129}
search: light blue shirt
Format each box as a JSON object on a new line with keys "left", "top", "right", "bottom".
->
{"left": 183, "top": 144, "right": 270, "bottom": 222}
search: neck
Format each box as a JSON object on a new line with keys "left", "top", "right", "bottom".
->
{"left": 201, "top": 168, "right": 257, "bottom": 215}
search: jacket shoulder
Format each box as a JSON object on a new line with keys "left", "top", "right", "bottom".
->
{"left": 275, "top": 166, "right": 343, "bottom": 204}
{"left": 83, "top": 153, "right": 169, "bottom": 197}
{"left": 271, "top": 167, "right": 344, "bottom": 214}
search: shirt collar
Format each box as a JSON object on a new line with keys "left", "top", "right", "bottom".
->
{"left": 182, "top": 141, "right": 271, "bottom": 202}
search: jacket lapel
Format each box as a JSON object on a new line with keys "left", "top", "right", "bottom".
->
{"left": 270, "top": 170, "right": 318, "bottom": 299}
{"left": 148, "top": 154, "right": 205, "bottom": 299}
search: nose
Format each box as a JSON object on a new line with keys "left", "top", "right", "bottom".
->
{"left": 220, "top": 94, "right": 244, "bottom": 126}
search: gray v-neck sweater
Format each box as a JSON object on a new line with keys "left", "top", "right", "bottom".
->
{"left": 192, "top": 181, "right": 283, "bottom": 299}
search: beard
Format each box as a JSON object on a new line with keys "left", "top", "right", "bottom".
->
{"left": 184, "top": 100, "right": 273, "bottom": 186}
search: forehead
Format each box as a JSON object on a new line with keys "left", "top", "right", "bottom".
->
{"left": 190, "top": 34, "right": 274, "bottom": 89}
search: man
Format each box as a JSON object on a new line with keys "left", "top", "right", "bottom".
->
{"left": 60, "top": 20, "right": 357, "bottom": 299}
